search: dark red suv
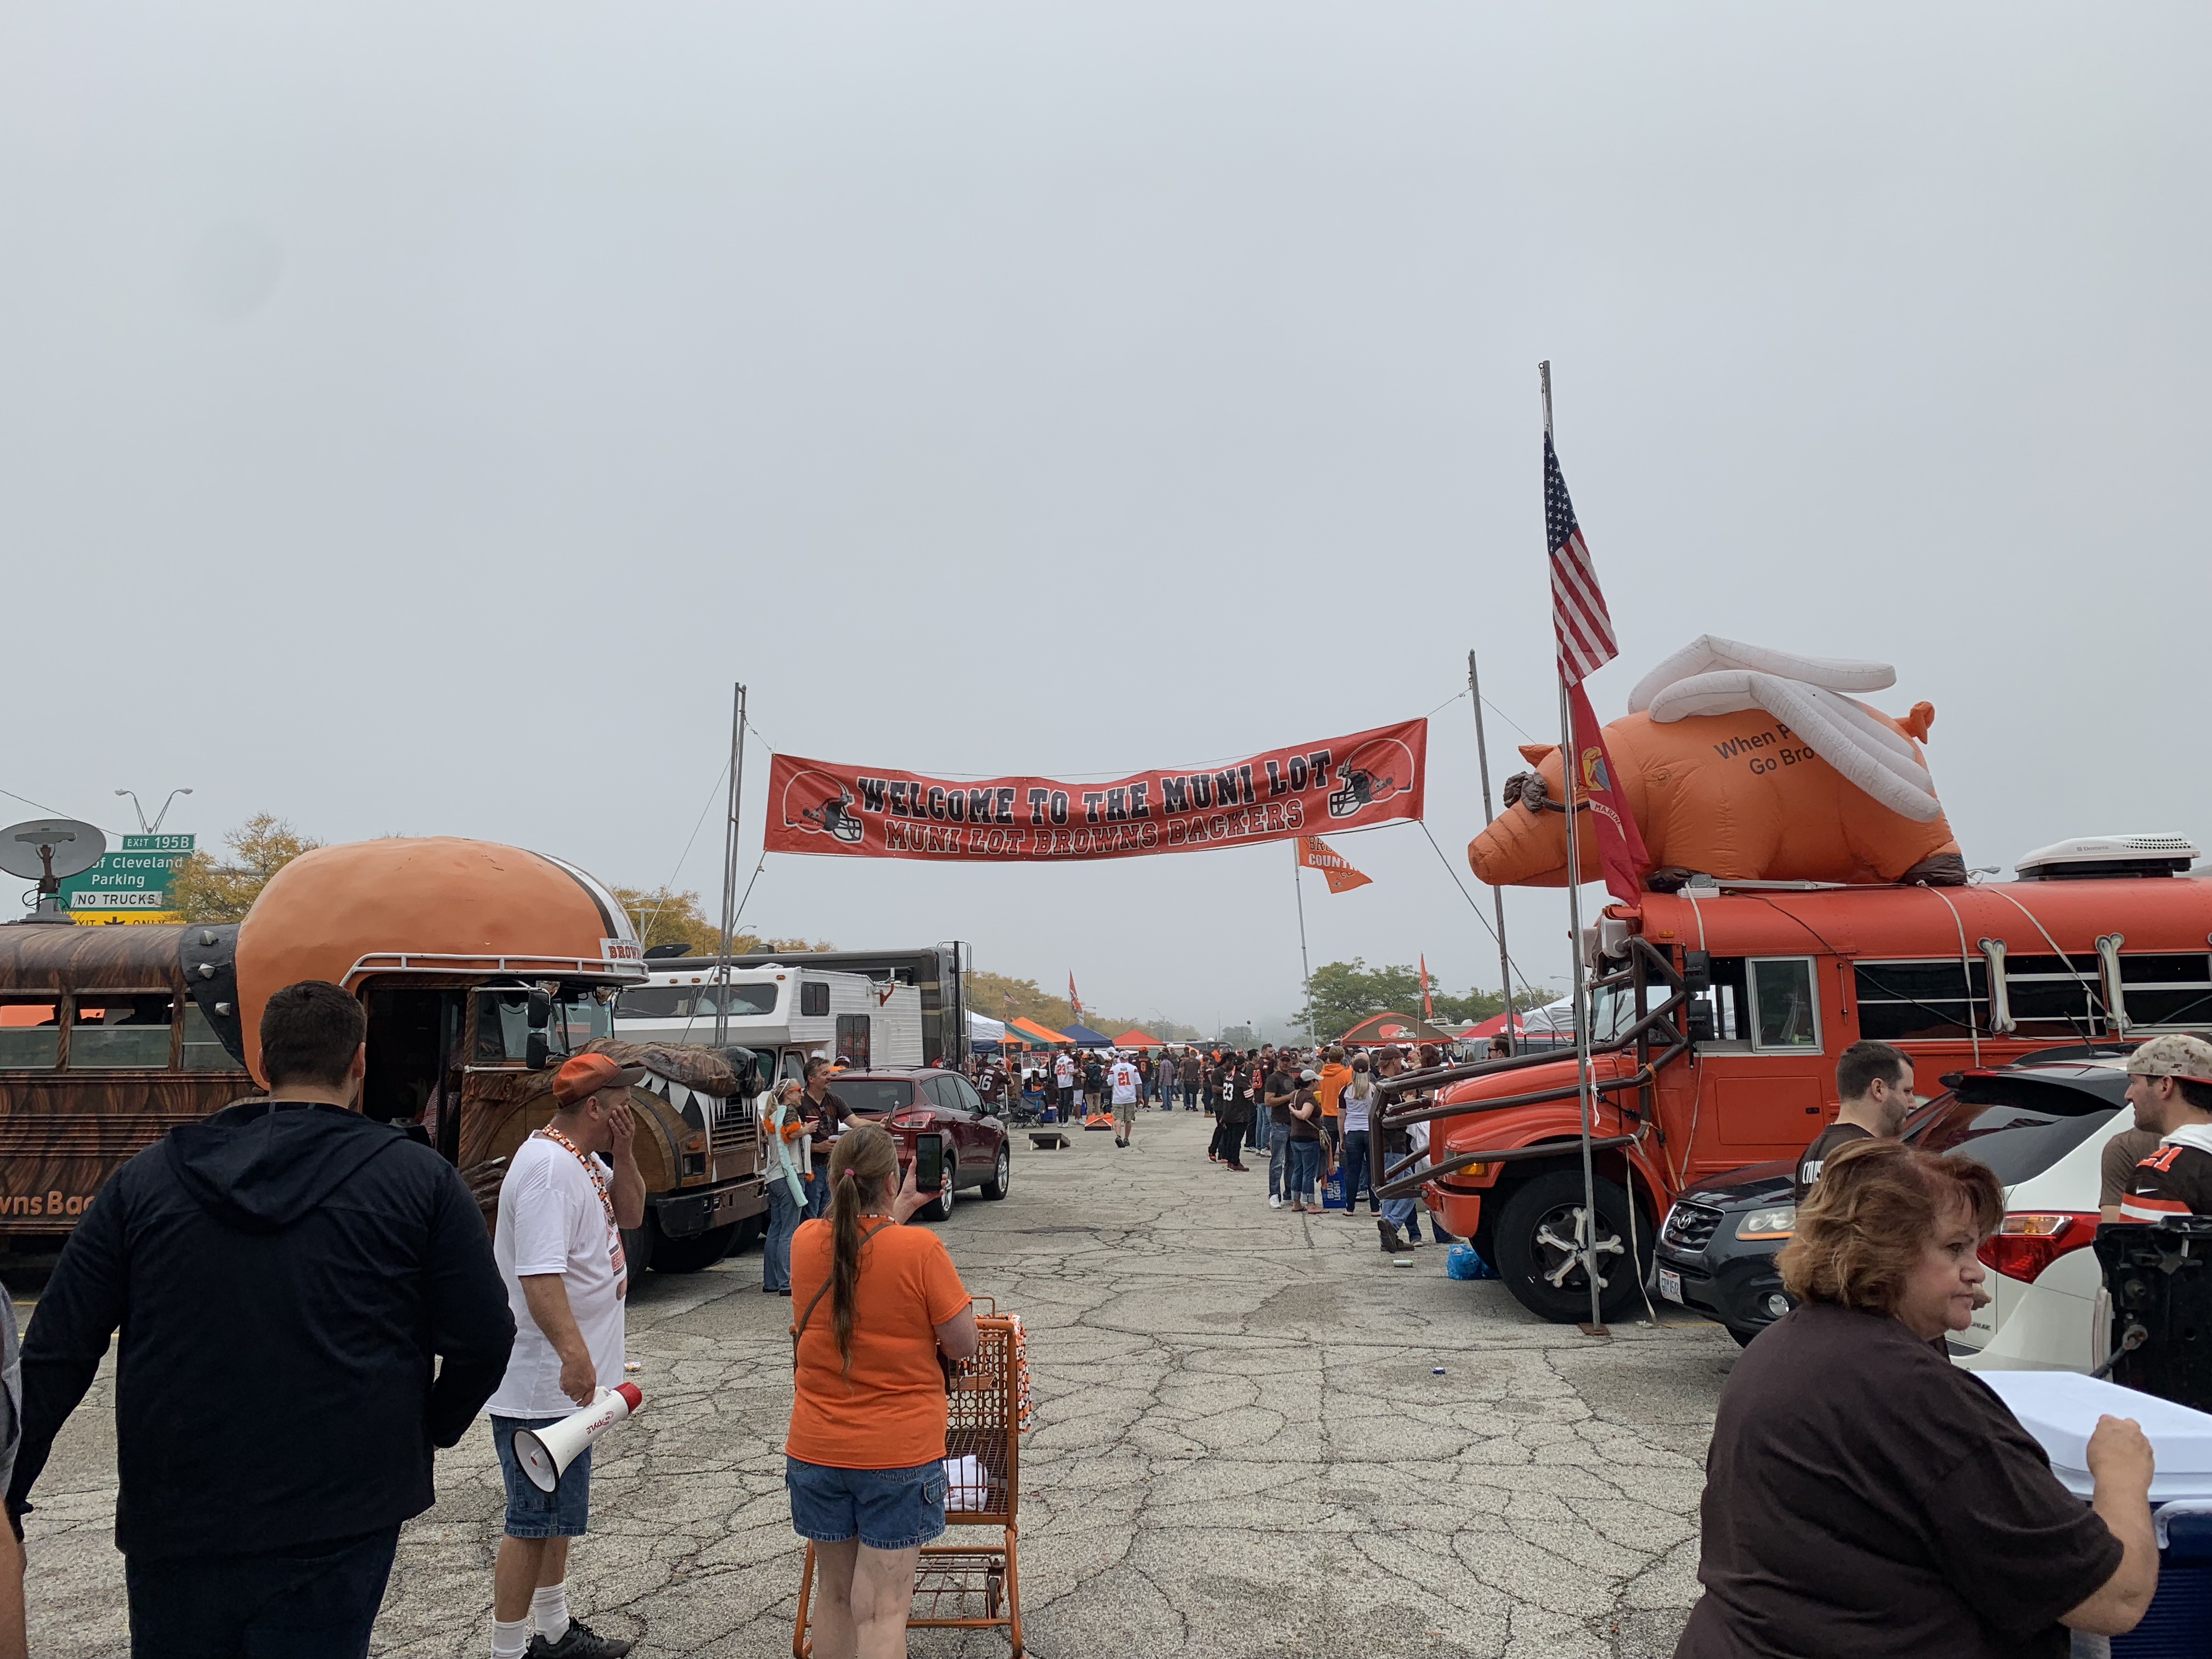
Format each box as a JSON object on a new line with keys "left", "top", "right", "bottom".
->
{"left": 827, "top": 1069, "right": 1011, "bottom": 1222}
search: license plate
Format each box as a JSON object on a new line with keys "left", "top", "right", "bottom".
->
{"left": 1657, "top": 1267, "right": 1684, "bottom": 1305}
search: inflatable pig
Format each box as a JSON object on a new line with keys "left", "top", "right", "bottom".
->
{"left": 1469, "top": 637, "right": 1967, "bottom": 888}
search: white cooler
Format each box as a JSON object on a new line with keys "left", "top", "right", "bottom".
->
{"left": 1980, "top": 1371, "right": 2212, "bottom": 1659}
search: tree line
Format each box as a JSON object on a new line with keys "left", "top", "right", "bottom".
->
{"left": 1295, "top": 957, "right": 1550, "bottom": 1041}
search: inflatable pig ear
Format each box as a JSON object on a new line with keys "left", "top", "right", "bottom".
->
{"left": 1630, "top": 636, "right": 1943, "bottom": 826}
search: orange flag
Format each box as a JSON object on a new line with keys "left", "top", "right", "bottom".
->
{"left": 1297, "top": 836, "right": 1373, "bottom": 895}
{"left": 1420, "top": 954, "right": 1433, "bottom": 1020}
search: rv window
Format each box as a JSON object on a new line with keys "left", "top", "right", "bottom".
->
{"left": 1855, "top": 961, "right": 1987, "bottom": 1041}
{"left": 68, "top": 994, "right": 177, "bottom": 1069}
{"left": 0, "top": 995, "right": 64, "bottom": 1069}
{"left": 180, "top": 1003, "right": 237, "bottom": 1071}
{"left": 836, "top": 1014, "right": 871, "bottom": 1071}
{"left": 1748, "top": 960, "right": 1820, "bottom": 1051}
{"left": 2118, "top": 953, "right": 2212, "bottom": 1028}
{"left": 621, "top": 983, "right": 778, "bottom": 1020}
{"left": 800, "top": 981, "right": 831, "bottom": 1018}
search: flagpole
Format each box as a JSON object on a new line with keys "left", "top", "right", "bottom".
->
{"left": 713, "top": 682, "right": 748, "bottom": 1051}
{"left": 1543, "top": 362, "right": 1607, "bottom": 1335}
{"left": 1468, "top": 647, "right": 1520, "bottom": 1052}
{"left": 1293, "top": 843, "right": 1318, "bottom": 1047}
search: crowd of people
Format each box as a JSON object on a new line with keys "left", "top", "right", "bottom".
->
{"left": 985, "top": 1037, "right": 1466, "bottom": 1253}
{"left": 8, "top": 989, "right": 2210, "bottom": 1658}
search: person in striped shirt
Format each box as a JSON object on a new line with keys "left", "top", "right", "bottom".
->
{"left": 2114, "top": 1032, "right": 2212, "bottom": 1224}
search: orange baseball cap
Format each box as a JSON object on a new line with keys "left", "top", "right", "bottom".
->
{"left": 552, "top": 1052, "right": 647, "bottom": 1106}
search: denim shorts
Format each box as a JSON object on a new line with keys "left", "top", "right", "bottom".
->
{"left": 786, "top": 1457, "right": 947, "bottom": 1550}
{"left": 493, "top": 1415, "right": 591, "bottom": 1539}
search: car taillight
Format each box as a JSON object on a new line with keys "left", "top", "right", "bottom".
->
{"left": 1977, "top": 1212, "right": 2100, "bottom": 1282}
{"left": 889, "top": 1113, "right": 931, "bottom": 1130}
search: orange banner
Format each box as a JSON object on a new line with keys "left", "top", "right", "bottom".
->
{"left": 766, "top": 719, "right": 1426, "bottom": 865}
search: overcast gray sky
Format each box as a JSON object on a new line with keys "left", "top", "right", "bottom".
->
{"left": 4, "top": 4, "right": 2207, "bottom": 1037}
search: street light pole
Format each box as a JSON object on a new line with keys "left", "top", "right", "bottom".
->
{"left": 114, "top": 788, "right": 193, "bottom": 834}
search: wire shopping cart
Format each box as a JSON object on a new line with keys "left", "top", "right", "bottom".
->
{"left": 793, "top": 1303, "right": 1032, "bottom": 1657}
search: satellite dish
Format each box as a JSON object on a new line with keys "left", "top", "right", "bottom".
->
{"left": 1, "top": 819, "right": 108, "bottom": 883}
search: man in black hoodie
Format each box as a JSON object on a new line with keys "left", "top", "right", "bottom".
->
{"left": 5, "top": 979, "right": 515, "bottom": 1658}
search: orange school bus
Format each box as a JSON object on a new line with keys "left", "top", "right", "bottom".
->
{"left": 1373, "top": 843, "right": 2212, "bottom": 1323}
{"left": 0, "top": 837, "right": 769, "bottom": 1271}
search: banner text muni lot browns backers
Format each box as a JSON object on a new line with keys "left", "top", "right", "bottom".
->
{"left": 766, "top": 719, "right": 1426, "bottom": 864}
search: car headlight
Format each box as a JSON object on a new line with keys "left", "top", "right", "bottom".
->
{"left": 1736, "top": 1205, "right": 1796, "bottom": 1240}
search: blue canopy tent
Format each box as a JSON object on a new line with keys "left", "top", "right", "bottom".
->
{"left": 1060, "top": 1022, "right": 1114, "bottom": 1048}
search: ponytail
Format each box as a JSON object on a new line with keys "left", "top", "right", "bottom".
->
{"left": 825, "top": 1123, "right": 898, "bottom": 1374}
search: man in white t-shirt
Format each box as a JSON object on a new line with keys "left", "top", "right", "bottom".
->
{"left": 485, "top": 1053, "right": 647, "bottom": 1659}
{"left": 1053, "top": 1051, "right": 1077, "bottom": 1122}
{"left": 1108, "top": 1052, "right": 1142, "bottom": 1148}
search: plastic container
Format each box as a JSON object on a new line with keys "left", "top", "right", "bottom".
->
{"left": 1321, "top": 1164, "right": 1347, "bottom": 1211}
{"left": 1445, "top": 1243, "right": 1499, "bottom": 1282}
{"left": 1979, "top": 1372, "right": 2212, "bottom": 1659}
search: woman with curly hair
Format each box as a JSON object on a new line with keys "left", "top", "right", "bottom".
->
{"left": 1675, "top": 1138, "right": 2158, "bottom": 1658}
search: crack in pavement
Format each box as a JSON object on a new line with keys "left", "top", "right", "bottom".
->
{"left": 18, "top": 1111, "right": 1731, "bottom": 1658}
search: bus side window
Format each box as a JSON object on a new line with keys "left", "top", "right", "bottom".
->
{"left": 1688, "top": 958, "right": 1748, "bottom": 1043}
{"left": 1748, "top": 959, "right": 1821, "bottom": 1051}
{"left": 180, "top": 1003, "right": 239, "bottom": 1070}
{"left": 0, "top": 996, "right": 63, "bottom": 1069}
{"left": 70, "top": 994, "right": 177, "bottom": 1070}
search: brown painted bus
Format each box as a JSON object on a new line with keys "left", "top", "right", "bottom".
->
{"left": 0, "top": 837, "right": 770, "bottom": 1271}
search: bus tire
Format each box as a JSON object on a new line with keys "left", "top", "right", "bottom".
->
{"left": 648, "top": 1222, "right": 737, "bottom": 1275}
{"left": 620, "top": 1214, "right": 660, "bottom": 1282}
{"left": 1492, "top": 1168, "right": 1644, "bottom": 1325}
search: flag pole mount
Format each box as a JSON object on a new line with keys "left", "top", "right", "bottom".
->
{"left": 1542, "top": 360, "right": 1609, "bottom": 1338}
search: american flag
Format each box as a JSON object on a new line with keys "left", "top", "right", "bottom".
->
{"left": 1545, "top": 433, "right": 1617, "bottom": 687}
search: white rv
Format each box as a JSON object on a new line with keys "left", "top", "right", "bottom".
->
{"left": 613, "top": 962, "right": 924, "bottom": 1090}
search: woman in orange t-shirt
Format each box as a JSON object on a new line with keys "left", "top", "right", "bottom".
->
{"left": 787, "top": 1124, "right": 978, "bottom": 1658}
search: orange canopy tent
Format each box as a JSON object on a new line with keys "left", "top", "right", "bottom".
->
{"left": 1005, "top": 1015, "right": 1070, "bottom": 1046}
{"left": 1113, "top": 1028, "right": 1165, "bottom": 1047}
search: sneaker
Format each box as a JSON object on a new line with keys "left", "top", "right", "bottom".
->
{"left": 1378, "top": 1219, "right": 1407, "bottom": 1253}
{"left": 1268, "top": 1194, "right": 1282, "bottom": 1209}
{"left": 530, "top": 1618, "right": 634, "bottom": 1659}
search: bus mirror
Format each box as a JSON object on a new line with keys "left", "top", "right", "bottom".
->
{"left": 527, "top": 989, "right": 552, "bottom": 1029}
{"left": 1686, "top": 1001, "right": 1716, "bottom": 1043}
{"left": 526, "top": 1032, "right": 551, "bottom": 1071}
{"left": 1683, "top": 950, "right": 1711, "bottom": 994}
{"left": 722, "top": 1046, "right": 761, "bottom": 1096}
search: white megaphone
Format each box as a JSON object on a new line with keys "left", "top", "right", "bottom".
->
{"left": 512, "top": 1383, "right": 644, "bottom": 1493}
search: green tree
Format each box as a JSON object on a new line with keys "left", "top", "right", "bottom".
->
{"left": 1295, "top": 957, "right": 1545, "bottom": 1037}
{"left": 169, "top": 814, "right": 324, "bottom": 922}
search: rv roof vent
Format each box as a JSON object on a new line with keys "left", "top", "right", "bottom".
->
{"left": 2013, "top": 833, "right": 2201, "bottom": 882}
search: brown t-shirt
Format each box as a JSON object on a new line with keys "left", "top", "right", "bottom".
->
{"left": 2098, "top": 1126, "right": 2163, "bottom": 1209}
{"left": 2118, "top": 1130, "right": 2212, "bottom": 1222}
{"left": 1677, "top": 1302, "right": 2120, "bottom": 1659}
{"left": 1792, "top": 1120, "right": 1874, "bottom": 1201}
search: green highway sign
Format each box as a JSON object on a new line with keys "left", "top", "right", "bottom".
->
{"left": 59, "top": 834, "right": 194, "bottom": 919}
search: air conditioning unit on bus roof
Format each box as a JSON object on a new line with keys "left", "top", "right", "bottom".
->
{"left": 2013, "top": 833, "right": 2201, "bottom": 882}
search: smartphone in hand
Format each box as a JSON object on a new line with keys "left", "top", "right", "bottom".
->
{"left": 913, "top": 1131, "right": 945, "bottom": 1195}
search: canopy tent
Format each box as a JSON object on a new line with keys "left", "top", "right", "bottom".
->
{"left": 1462, "top": 1007, "right": 1541, "bottom": 1041}
{"left": 968, "top": 1011, "right": 1007, "bottom": 1053}
{"left": 1113, "top": 1028, "right": 1166, "bottom": 1048}
{"left": 1338, "top": 1012, "right": 1460, "bottom": 1048}
{"left": 1059, "top": 1022, "right": 1114, "bottom": 1048}
{"left": 1003, "top": 1015, "right": 1070, "bottom": 1047}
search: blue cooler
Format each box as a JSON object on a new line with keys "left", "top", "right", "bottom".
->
{"left": 1979, "top": 1371, "right": 2212, "bottom": 1659}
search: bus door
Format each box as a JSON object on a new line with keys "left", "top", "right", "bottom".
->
{"left": 1683, "top": 954, "right": 1835, "bottom": 1174}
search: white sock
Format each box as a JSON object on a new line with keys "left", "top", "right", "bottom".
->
{"left": 531, "top": 1583, "right": 571, "bottom": 1643}
{"left": 492, "top": 1617, "right": 532, "bottom": 1659}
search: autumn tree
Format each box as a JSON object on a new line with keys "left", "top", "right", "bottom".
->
{"left": 610, "top": 885, "right": 831, "bottom": 957}
{"left": 964, "top": 968, "right": 1200, "bottom": 1041}
{"left": 168, "top": 814, "right": 324, "bottom": 922}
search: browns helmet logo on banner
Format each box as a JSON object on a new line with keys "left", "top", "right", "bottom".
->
{"left": 763, "top": 719, "right": 1426, "bottom": 865}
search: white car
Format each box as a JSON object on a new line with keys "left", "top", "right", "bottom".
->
{"left": 1914, "top": 1055, "right": 2134, "bottom": 1374}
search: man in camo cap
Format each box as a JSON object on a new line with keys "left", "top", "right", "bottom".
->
{"left": 2115, "top": 1032, "right": 2212, "bottom": 1223}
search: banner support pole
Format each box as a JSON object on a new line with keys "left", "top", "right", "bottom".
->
{"left": 1293, "top": 843, "right": 1318, "bottom": 1048}
{"left": 1544, "top": 362, "right": 1607, "bottom": 1335}
{"left": 1469, "top": 647, "right": 1519, "bottom": 1052}
{"left": 713, "top": 682, "right": 747, "bottom": 1051}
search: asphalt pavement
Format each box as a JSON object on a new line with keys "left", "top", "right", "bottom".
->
{"left": 15, "top": 1108, "right": 1736, "bottom": 1658}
